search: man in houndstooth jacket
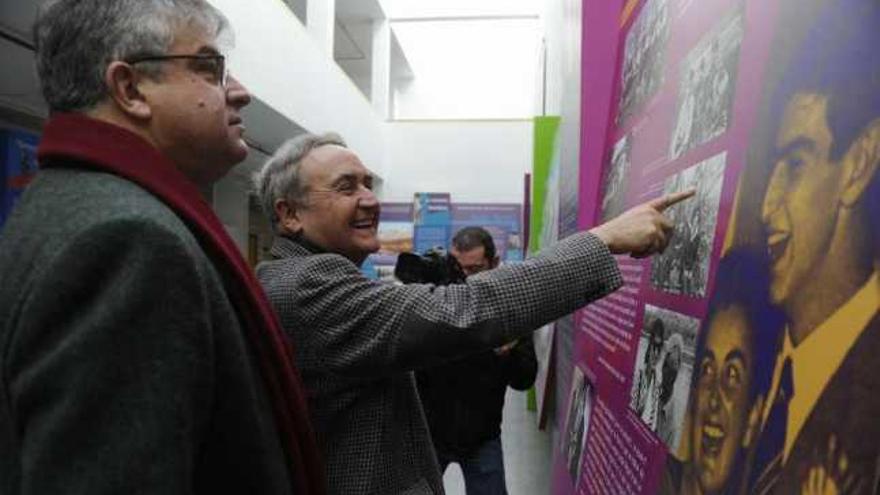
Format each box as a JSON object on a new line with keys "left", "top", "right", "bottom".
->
{"left": 253, "top": 133, "right": 693, "bottom": 495}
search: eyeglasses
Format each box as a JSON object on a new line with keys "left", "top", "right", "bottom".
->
{"left": 127, "top": 53, "right": 228, "bottom": 87}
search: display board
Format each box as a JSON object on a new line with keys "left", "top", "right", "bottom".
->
{"left": 412, "top": 192, "right": 452, "bottom": 254}
{"left": 0, "top": 129, "right": 39, "bottom": 229}
{"left": 366, "top": 199, "right": 524, "bottom": 280}
{"left": 451, "top": 203, "right": 524, "bottom": 262}
{"left": 554, "top": 0, "right": 880, "bottom": 493}
{"left": 363, "top": 202, "right": 414, "bottom": 280}
{"left": 532, "top": 116, "right": 564, "bottom": 428}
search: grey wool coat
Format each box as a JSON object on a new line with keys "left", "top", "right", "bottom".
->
{"left": 257, "top": 232, "right": 623, "bottom": 495}
{"left": 0, "top": 170, "right": 293, "bottom": 494}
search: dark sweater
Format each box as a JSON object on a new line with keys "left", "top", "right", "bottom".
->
{"left": 416, "top": 336, "right": 537, "bottom": 458}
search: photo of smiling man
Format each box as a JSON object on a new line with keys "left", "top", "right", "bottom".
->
{"left": 720, "top": 0, "right": 880, "bottom": 492}
{"left": 661, "top": 251, "right": 782, "bottom": 495}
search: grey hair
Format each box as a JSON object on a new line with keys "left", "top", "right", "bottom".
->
{"left": 254, "top": 132, "right": 347, "bottom": 233}
{"left": 34, "top": 0, "right": 230, "bottom": 112}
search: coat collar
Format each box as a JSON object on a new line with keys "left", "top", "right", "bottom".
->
{"left": 271, "top": 234, "right": 327, "bottom": 259}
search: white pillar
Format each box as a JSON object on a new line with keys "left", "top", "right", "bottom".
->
{"left": 307, "top": 0, "right": 335, "bottom": 55}
{"left": 370, "top": 19, "right": 391, "bottom": 119}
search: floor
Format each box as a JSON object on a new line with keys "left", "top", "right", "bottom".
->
{"left": 442, "top": 389, "right": 553, "bottom": 495}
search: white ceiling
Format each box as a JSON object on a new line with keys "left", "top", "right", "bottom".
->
{"left": 386, "top": 0, "right": 540, "bottom": 20}
{"left": 334, "top": 0, "right": 413, "bottom": 95}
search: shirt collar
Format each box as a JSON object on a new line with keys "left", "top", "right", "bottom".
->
{"left": 771, "top": 271, "right": 879, "bottom": 459}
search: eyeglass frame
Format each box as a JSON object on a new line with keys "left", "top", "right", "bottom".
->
{"left": 126, "top": 53, "right": 228, "bottom": 87}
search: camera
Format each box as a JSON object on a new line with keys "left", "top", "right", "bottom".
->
{"left": 394, "top": 248, "right": 466, "bottom": 286}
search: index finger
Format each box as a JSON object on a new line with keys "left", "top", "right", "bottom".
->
{"left": 649, "top": 188, "right": 696, "bottom": 212}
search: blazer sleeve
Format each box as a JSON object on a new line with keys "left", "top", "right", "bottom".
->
{"left": 268, "top": 231, "right": 622, "bottom": 378}
{"left": 4, "top": 217, "right": 216, "bottom": 495}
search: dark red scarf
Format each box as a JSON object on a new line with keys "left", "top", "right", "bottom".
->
{"left": 38, "top": 113, "right": 325, "bottom": 494}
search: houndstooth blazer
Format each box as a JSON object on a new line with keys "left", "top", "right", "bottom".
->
{"left": 257, "top": 232, "right": 623, "bottom": 495}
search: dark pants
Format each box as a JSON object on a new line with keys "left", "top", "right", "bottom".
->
{"left": 437, "top": 437, "right": 508, "bottom": 495}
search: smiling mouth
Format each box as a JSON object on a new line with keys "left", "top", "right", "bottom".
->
{"left": 701, "top": 423, "right": 726, "bottom": 457}
{"left": 351, "top": 218, "right": 377, "bottom": 230}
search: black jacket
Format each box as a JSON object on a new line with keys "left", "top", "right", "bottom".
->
{"left": 416, "top": 336, "right": 538, "bottom": 458}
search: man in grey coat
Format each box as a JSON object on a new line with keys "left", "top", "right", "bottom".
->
{"left": 0, "top": 1, "right": 322, "bottom": 493}
{"left": 254, "top": 132, "right": 693, "bottom": 494}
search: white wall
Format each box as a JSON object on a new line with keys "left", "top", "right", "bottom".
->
{"left": 208, "top": 0, "right": 388, "bottom": 179}
{"left": 383, "top": 120, "right": 532, "bottom": 203}
{"left": 542, "top": 0, "right": 583, "bottom": 116}
{"left": 541, "top": 0, "right": 583, "bottom": 239}
{"left": 391, "top": 19, "right": 541, "bottom": 120}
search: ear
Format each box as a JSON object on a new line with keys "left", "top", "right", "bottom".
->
{"left": 274, "top": 198, "right": 303, "bottom": 235}
{"left": 840, "top": 118, "right": 880, "bottom": 207}
{"left": 104, "top": 61, "right": 152, "bottom": 120}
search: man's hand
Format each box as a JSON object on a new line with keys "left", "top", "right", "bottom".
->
{"left": 589, "top": 189, "right": 696, "bottom": 258}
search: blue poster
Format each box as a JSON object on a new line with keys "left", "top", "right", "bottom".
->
{"left": 412, "top": 192, "right": 451, "bottom": 254}
{"left": 1, "top": 129, "right": 40, "bottom": 229}
{"left": 451, "top": 203, "right": 524, "bottom": 262}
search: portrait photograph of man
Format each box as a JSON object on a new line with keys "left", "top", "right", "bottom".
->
{"left": 721, "top": 0, "right": 880, "bottom": 492}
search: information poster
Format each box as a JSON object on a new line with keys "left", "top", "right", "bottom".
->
{"left": 555, "top": 0, "right": 880, "bottom": 493}
{"left": 412, "top": 192, "right": 452, "bottom": 254}
{"left": 451, "top": 203, "right": 523, "bottom": 262}
{"left": 364, "top": 202, "right": 413, "bottom": 280}
{"left": 1, "top": 129, "right": 39, "bottom": 228}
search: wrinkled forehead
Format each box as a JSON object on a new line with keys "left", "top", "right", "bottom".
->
{"left": 301, "top": 145, "right": 370, "bottom": 184}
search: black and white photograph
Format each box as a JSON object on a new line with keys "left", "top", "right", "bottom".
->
{"left": 650, "top": 152, "right": 726, "bottom": 297}
{"left": 600, "top": 134, "right": 632, "bottom": 222}
{"left": 618, "top": 0, "right": 672, "bottom": 123}
{"left": 669, "top": 9, "right": 744, "bottom": 159}
{"left": 563, "top": 365, "right": 593, "bottom": 483}
{"left": 629, "top": 305, "right": 700, "bottom": 452}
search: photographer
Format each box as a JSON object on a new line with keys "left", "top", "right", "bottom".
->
{"left": 253, "top": 132, "right": 694, "bottom": 495}
{"left": 413, "top": 227, "right": 537, "bottom": 495}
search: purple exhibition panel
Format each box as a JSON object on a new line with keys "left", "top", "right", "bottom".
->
{"left": 550, "top": 0, "right": 626, "bottom": 492}
{"left": 558, "top": 0, "right": 880, "bottom": 493}
{"left": 577, "top": 0, "right": 779, "bottom": 421}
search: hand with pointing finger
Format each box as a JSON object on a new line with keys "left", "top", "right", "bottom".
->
{"left": 589, "top": 189, "right": 696, "bottom": 258}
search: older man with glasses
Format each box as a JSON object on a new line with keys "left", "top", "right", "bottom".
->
{"left": 0, "top": 1, "right": 322, "bottom": 493}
